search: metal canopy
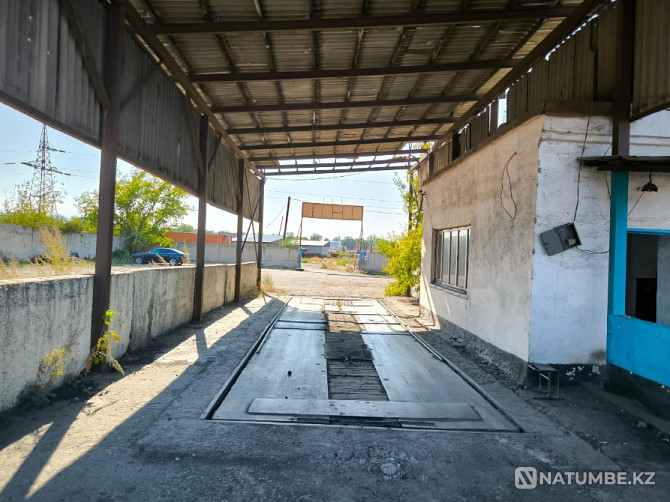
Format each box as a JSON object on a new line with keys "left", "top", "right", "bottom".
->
{"left": 581, "top": 156, "right": 670, "bottom": 173}
{"left": 127, "top": 0, "right": 588, "bottom": 176}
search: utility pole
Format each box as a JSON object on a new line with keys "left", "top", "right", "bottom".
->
{"left": 282, "top": 196, "right": 291, "bottom": 240}
{"left": 21, "top": 125, "right": 69, "bottom": 215}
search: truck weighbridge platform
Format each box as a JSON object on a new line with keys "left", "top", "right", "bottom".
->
{"left": 206, "top": 298, "right": 519, "bottom": 431}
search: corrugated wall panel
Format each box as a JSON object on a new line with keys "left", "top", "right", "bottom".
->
{"left": 0, "top": 0, "right": 254, "bottom": 220}
{"left": 117, "top": 37, "right": 199, "bottom": 196}
{"left": 633, "top": 0, "right": 670, "bottom": 119}
{"left": 206, "top": 128, "right": 260, "bottom": 221}
{"left": 0, "top": 0, "right": 101, "bottom": 142}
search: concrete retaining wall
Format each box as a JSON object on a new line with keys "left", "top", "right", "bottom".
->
{"left": 0, "top": 262, "right": 258, "bottom": 412}
{"left": 173, "top": 242, "right": 297, "bottom": 268}
{"left": 0, "top": 223, "right": 124, "bottom": 261}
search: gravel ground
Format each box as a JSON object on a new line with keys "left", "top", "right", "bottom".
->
{"left": 263, "top": 264, "right": 391, "bottom": 298}
{"left": 0, "top": 279, "right": 668, "bottom": 501}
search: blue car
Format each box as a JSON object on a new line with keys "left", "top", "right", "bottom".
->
{"left": 131, "top": 248, "right": 186, "bottom": 266}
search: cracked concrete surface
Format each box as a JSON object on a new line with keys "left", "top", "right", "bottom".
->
{"left": 0, "top": 271, "right": 668, "bottom": 501}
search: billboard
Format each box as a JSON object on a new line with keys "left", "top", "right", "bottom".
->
{"left": 301, "top": 202, "right": 364, "bottom": 221}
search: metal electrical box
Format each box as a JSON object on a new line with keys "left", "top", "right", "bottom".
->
{"left": 540, "top": 223, "right": 581, "bottom": 256}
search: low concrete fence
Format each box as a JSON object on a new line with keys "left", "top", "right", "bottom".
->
{"left": 0, "top": 222, "right": 124, "bottom": 261}
{"left": 173, "top": 242, "right": 297, "bottom": 269}
{"left": 366, "top": 252, "right": 388, "bottom": 274}
{"left": 0, "top": 262, "right": 258, "bottom": 412}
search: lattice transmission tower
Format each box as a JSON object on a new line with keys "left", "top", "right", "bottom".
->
{"left": 21, "top": 125, "right": 69, "bottom": 215}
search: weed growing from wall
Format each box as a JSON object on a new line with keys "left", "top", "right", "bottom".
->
{"left": 18, "top": 346, "right": 67, "bottom": 409}
{"left": 85, "top": 310, "right": 124, "bottom": 375}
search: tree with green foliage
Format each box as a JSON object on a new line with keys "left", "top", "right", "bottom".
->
{"left": 170, "top": 223, "right": 195, "bottom": 233}
{"left": 377, "top": 171, "right": 423, "bottom": 296}
{"left": 0, "top": 181, "right": 63, "bottom": 229}
{"left": 77, "top": 169, "right": 191, "bottom": 253}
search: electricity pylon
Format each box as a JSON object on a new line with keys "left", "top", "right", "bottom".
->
{"left": 21, "top": 125, "right": 69, "bottom": 215}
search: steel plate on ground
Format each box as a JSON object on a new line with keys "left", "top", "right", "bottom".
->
{"left": 248, "top": 398, "right": 481, "bottom": 421}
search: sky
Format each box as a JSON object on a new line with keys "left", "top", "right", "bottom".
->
{"left": 0, "top": 102, "right": 410, "bottom": 240}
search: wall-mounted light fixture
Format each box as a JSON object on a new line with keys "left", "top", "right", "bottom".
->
{"left": 641, "top": 173, "right": 658, "bottom": 192}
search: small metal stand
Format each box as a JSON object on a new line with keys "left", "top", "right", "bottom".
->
{"left": 528, "top": 363, "right": 562, "bottom": 400}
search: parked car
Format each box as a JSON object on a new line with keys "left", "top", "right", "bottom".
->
{"left": 131, "top": 248, "right": 186, "bottom": 266}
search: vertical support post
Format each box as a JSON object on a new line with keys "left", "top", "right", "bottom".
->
{"left": 193, "top": 115, "right": 208, "bottom": 321}
{"left": 91, "top": 0, "right": 124, "bottom": 345}
{"left": 256, "top": 177, "right": 265, "bottom": 290}
{"left": 607, "top": 0, "right": 635, "bottom": 354}
{"left": 282, "top": 196, "right": 291, "bottom": 240}
{"left": 608, "top": 172, "right": 629, "bottom": 316}
{"left": 612, "top": 0, "right": 635, "bottom": 157}
{"left": 234, "top": 159, "right": 245, "bottom": 302}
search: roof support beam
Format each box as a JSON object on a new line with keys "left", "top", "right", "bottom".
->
{"left": 250, "top": 149, "right": 426, "bottom": 162}
{"left": 442, "top": 0, "right": 608, "bottom": 146}
{"left": 227, "top": 118, "right": 454, "bottom": 135}
{"left": 151, "top": 7, "right": 575, "bottom": 35}
{"left": 262, "top": 159, "right": 414, "bottom": 169}
{"left": 264, "top": 165, "right": 411, "bottom": 176}
{"left": 123, "top": 0, "right": 264, "bottom": 179}
{"left": 240, "top": 135, "right": 438, "bottom": 150}
{"left": 61, "top": 0, "right": 110, "bottom": 111}
{"left": 191, "top": 60, "right": 515, "bottom": 83}
{"left": 213, "top": 95, "right": 478, "bottom": 114}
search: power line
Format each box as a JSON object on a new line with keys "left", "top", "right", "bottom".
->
{"left": 265, "top": 188, "right": 400, "bottom": 203}
{"left": 20, "top": 125, "right": 70, "bottom": 215}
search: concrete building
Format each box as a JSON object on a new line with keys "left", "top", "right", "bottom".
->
{"left": 418, "top": 110, "right": 670, "bottom": 407}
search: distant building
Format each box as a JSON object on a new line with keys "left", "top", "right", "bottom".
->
{"left": 330, "top": 241, "right": 342, "bottom": 250}
{"left": 232, "top": 234, "right": 285, "bottom": 247}
{"left": 300, "top": 240, "right": 331, "bottom": 257}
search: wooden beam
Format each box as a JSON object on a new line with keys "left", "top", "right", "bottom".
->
{"left": 240, "top": 135, "right": 438, "bottom": 151}
{"left": 213, "top": 95, "right": 478, "bottom": 114}
{"left": 227, "top": 118, "right": 453, "bottom": 135}
{"left": 191, "top": 60, "right": 515, "bottom": 83}
{"left": 152, "top": 7, "right": 576, "bottom": 35}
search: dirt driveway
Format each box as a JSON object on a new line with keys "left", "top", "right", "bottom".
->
{"left": 263, "top": 263, "right": 391, "bottom": 298}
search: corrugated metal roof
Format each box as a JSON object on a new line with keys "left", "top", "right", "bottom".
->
{"left": 128, "top": 0, "right": 589, "bottom": 174}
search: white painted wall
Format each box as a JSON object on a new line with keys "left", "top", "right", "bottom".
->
{"left": 530, "top": 114, "right": 670, "bottom": 364}
{"left": 421, "top": 111, "right": 670, "bottom": 367}
{"left": 0, "top": 223, "right": 124, "bottom": 261}
{"left": 420, "top": 116, "right": 544, "bottom": 362}
{"left": 0, "top": 262, "right": 258, "bottom": 412}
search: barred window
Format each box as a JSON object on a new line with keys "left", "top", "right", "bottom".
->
{"left": 433, "top": 226, "right": 470, "bottom": 291}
